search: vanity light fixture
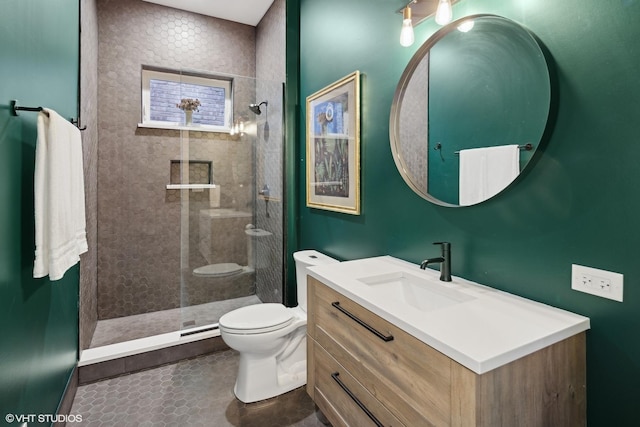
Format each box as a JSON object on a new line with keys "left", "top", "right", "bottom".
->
{"left": 397, "top": 0, "right": 460, "bottom": 45}
{"left": 400, "top": 5, "right": 415, "bottom": 47}
{"left": 435, "top": 0, "right": 453, "bottom": 25}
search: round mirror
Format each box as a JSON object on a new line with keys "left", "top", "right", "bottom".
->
{"left": 390, "top": 15, "right": 551, "bottom": 207}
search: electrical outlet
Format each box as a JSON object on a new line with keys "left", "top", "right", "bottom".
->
{"left": 571, "top": 264, "right": 623, "bottom": 302}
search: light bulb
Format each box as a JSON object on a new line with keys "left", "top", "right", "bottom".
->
{"left": 435, "top": 0, "right": 453, "bottom": 25}
{"left": 457, "top": 19, "right": 474, "bottom": 32}
{"left": 400, "top": 7, "right": 414, "bottom": 47}
{"left": 400, "top": 20, "right": 414, "bottom": 47}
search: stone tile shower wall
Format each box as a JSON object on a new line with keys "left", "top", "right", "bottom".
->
{"left": 80, "top": 0, "right": 99, "bottom": 350}
{"left": 97, "top": 0, "right": 256, "bottom": 319}
{"left": 255, "top": 0, "right": 286, "bottom": 304}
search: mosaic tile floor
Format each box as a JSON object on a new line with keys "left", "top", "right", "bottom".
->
{"left": 91, "top": 295, "right": 262, "bottom": 347}
{"left": 69, "top": 350, "right": 329, "bottom": 427}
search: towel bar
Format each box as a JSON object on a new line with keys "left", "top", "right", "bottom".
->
{"left": 454, "top": 143, "right": 533, "bottom": 155}
{"left": 10, "top": 99, "right": 85, "bottom": 130}
{"left": 10, "top": 100, "right": 49, "bottom": 117}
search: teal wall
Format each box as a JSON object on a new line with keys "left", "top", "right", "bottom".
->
{"left": 285, "top": 0, "right": 301, "bottom": 304}
{"left": 297, "top": 0, "right": 640, "bottom": 425}
{"left": 0, "top": 0, "right": 80, "bottom": 423}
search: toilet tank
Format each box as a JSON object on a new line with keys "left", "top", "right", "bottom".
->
{"left": 293, "top": 250, "right": 339, "bottom": 311}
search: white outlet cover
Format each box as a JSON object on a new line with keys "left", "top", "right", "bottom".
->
{"left": 571, "top": 264, "right": 624, "bottom": 302}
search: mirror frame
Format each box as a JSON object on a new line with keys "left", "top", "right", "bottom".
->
{"left": 389, "top": 14, "right": 550, "bottom": 207}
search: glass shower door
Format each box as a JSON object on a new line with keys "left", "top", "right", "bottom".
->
{"left": 178, "top": 72, "right": 284, "bottom": 331}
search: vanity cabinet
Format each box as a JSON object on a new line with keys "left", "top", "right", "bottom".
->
{"left": 306, "top": 276, "right": 586, "bottom": 427}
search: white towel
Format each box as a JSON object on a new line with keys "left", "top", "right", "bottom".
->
{"left": 459, "top": 144, "right": 520, "bottom": 206}
{"left": 33, "top": 109, "right": 88, "bottom": 281}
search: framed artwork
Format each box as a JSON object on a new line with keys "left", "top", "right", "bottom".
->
{"left": 306, "top": 71, "right": 361, "bottom": 215}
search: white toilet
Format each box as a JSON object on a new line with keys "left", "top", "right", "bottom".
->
{"left": 218, "top": 250, "right": 339, "bottom": 403}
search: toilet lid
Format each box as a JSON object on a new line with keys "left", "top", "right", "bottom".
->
{"left": 193, "top": 263, "right": 244, "bottom": 277}
{"left": 219, "top": 303, "right": 294, "bottom": 333}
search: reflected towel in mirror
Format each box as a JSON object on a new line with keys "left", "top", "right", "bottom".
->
{"left": 459, "top": 144, "right": 519, "bottom": 206}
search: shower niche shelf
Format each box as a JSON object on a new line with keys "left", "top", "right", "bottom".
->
{"left": 166, "top": 160, "right": 219, "bottom": 206}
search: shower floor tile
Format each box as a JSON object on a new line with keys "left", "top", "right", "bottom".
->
{"left": 69, "top": 350, "right": 328, "bottom": 427}
{"left": 90, "top": 296, "right": 262, "bottom": 348}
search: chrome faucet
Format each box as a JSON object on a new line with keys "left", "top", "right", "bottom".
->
{"left": 420, "top": 242, "right": 452, "bottom": 282}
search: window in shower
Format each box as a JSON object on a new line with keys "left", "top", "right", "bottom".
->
{"left": 140, "top": 67, "right": 233, "bottom": 132}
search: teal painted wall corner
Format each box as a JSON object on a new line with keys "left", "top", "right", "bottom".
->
{"left": 285, "top": 0, "right": 301, "bottom": 307}
{"left": 296, "top": 0, "right": 640, "bottom": 425}
{"left": 0, "top": 0, "right": 80, "bottom": 423}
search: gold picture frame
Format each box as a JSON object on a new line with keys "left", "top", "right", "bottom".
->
{"left": 306, "top": 71, "right": 361, "bottom": 215}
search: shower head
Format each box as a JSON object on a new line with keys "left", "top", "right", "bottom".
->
{"left": 249, "top": 101, "right": 268, "bottom": 115}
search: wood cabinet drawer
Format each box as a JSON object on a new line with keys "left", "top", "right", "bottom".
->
{"left": 314, "top": 341, "right": 404, "bottom": 427}
{"left": 309, "top": 277, "right": 451, "bottom": 427}
{"left": 308, "top": 276, "right": 587, "bottom": 427}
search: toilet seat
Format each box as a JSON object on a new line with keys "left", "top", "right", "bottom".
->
{"left": 219, "top": 303, "right": 294, "bottom": 334}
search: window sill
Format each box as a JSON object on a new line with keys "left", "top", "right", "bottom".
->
{"left": 137, "top": 122, "right": 231, "bottom": 134}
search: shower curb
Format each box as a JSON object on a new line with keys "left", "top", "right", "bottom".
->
{"left": 78, "top": 336, "right": 228, "bottom": 384}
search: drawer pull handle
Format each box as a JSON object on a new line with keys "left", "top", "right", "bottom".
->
{"left": 332, "top": 372, "right": 384, "bottom": 427}
{"left": 331, "top": 301, "right": 394, "bottom": 342}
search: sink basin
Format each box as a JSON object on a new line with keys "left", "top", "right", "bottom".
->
{"left": 358, "top": 271, "right": 475, "bottom": 312}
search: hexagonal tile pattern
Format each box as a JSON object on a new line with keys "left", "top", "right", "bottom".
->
{"left": 96, "top": 0, "right": 263, "bottom": 320}
{"left": 69, "top": 350, "right": 328, "bottom": 426}
{"left": 254, "top": 0, "right": 286, "bottom": 305}
{"left": 79, "top": 0, "right": 100, "bottom": 351}
{"left": 90, "top": 295, "right": 261, "bottom": 347}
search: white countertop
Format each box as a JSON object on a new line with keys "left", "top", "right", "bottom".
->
{"left": 307, "top": 256, "right": 590, "bottom": 374}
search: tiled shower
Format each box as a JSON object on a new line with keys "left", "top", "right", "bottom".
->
{"left": 81, "top": 0, "right": 286, "bottom": 351}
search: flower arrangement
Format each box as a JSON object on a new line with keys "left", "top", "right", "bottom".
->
{"left": 176, "top": 98, "right": 201, "bottom": 112}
